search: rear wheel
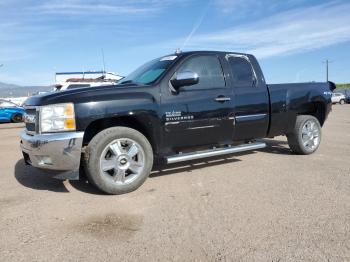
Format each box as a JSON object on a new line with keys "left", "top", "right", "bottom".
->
{"left": 83, "top": 127, "right": 153, "bottom": 194}
{"left": 11, "top": 113, "right": 23, "bottom": 123}
{"left": 340, "top": 99, "right": 345, "bottom": 105}
{"left": 287, "top": 115, "right": 322, "bottom": 155}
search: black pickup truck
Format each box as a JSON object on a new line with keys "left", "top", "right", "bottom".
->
{"left": 21, "top": 51, "right": 335, "bottom": 194}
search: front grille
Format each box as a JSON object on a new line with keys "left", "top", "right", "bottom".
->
{"left": 24, "top": 107, "right": 38, "bottom": 134}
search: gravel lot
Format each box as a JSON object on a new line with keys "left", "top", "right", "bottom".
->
{"left": 0, "top": 105, "right": 349, "bottom": 261}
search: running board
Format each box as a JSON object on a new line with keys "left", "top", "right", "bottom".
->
{"left": 166, "top": 142, "right": 266, "bottom": 164}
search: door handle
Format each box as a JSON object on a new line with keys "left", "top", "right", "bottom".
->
{"left": 215, "top": 96, "right": 231, "bottom": 102}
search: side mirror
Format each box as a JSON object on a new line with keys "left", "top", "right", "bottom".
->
{"left": 170, "top": 71, "right": 199, "bottom": 91}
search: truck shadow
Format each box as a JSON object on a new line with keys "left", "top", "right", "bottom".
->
{"left": 260, "top": 139, "right": 292, "bottom": 155}
{"left": 14, "top": 160, "right": 104, "bottom": 195}
{"left": 149, "top": 139, "right": 292, "bottom": 177}
{"left": 150, "top": 154, "right": 244, "bottom": 178}
{"left": 14, "top": 139, "right": 290, "bottom": 194}
{"left": 69, "top": 156, "right": 246, "bottom": 194}
{"left": 69, "top": 172, "right": 106, "bottom": 195}
{"left": 150, "top": 139, "right": 291, "bottom": 178}
{"left": 14, "top": 160, "right": 69, "bottom": 193}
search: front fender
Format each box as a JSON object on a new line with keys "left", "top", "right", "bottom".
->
{"left": 74, "top": 92, "right": 159, "bottom": 131}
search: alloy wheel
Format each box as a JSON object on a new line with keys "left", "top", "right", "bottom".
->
{"left": 99, "top": 138, "right": 145, "bottom": 185}
{"left": 301, "top": 120, "right": 320, "bottom": 151}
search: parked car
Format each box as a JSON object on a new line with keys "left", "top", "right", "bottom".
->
{"left": 20, "top": 51, "right": 334, "bottom": 194}
{"left": 331, "top": 92, "right": 346, "bottom": 104}
{"left": 0, "top": 99, "right": 24, "bottom": 123}
{"left": 344, "top": 92, "right": 350, "bottom": 104}
{"left": 53, "top": 80, "right": 117, "bottom": 91}
{"left": 54, "top": 72, "right": 123, "bottom": 91}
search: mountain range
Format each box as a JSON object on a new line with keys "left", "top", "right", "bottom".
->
{"left": 0, "top": 81, "right": 52, "bottom": 97}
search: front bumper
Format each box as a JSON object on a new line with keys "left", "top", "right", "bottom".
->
{"left": 20, "top": 131, "right": 84, "bottom": 175}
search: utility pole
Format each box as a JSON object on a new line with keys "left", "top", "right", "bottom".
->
{"left": 322, "top": 59, "right": 333, "bottom": 82}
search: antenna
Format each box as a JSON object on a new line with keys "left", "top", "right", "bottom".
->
{"left": 101, "top": 48, "right": 106, "bottom": 77}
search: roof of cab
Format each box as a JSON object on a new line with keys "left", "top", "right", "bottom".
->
{"left": 173, "top": 50, "right": 251, "bottom": 57}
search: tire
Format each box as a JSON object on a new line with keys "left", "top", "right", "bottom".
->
{"left": 340, "top": 99, "right": 345, "bottom": 105}
{"left": 11, "top": 113, "right": 23, "bottom": 123}
{"left": 287, "top": 115, "right": 322, "bottom": 155}
{"left": 83, "top": 127, "right": 153, "bottom": 194}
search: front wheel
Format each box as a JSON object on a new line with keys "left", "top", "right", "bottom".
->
{"left": 287, "top": 115, "right": 322, "bottom": 155}
{"left": 11, "top": 113, "right": 23, "bottom": 123}
{"left": 83, "top": 127, "right": 153, "bottom": 194}
{"left": 340, "top": 99, "right": 345, "bottom": 105}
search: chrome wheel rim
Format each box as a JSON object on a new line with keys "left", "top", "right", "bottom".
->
{"left": 99, "top": 138, "right": 145, "bottom": 185}
{"left": 301, "top": 120, "right": 320, "bottom": 151}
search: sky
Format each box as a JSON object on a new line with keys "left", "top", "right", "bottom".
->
{"left": 0, "top": 0, "right": 350, "bottom": 86}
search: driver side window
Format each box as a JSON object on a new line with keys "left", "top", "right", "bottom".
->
{"left": 177, "top": 55, "right": 226, "bottom": 89}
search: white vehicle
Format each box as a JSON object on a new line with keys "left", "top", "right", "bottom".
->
{"left": 54, "top": 80, "right": 115, "bottom": 91}
{"left": 54, "top": 71, "right": 123, "bottom": 91}
{"left": 331, "top": 93, "right": 346, "bottom": 105}
{"left": 0, "top": 97, "right": 28, "bottom": 106}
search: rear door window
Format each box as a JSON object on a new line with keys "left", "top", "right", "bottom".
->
{"left": 227, "top": 56, "right": 255, "bottom": 87}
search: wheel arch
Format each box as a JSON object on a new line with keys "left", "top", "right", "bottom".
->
{"left": 293, "top": 95, "right": 328, "bottom": 127}
{"left": 309, "top": 101, "right": 327, "bottom": 126}
{"left": 83, "top": 115, "right": 159, "bottom": 154}
{"left": 294, "top": 102, "right": 326, "bottom": 125}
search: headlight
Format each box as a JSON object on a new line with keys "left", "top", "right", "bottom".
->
{"left": 40, "top": 103, "right": 76, "bottom": 133}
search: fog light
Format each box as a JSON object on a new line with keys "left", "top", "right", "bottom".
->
{"left": 38, "top": 156, "right": 53, "bottom": 165}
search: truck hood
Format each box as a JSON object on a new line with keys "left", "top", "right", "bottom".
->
{"left": 23, "top": 84, "right": 153, "bottom": 106}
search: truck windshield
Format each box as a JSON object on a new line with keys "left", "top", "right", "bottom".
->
{"left": 118, "top": 56, "right": 177, "bottom": 85}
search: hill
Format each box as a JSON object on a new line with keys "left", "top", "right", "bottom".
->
{"left": 0, "top": 81, "right": 52, "bottom": 97}
{"left": 0, "top": 81, "right": 22, "bottom": 89}
{"left": 336, "top": 83, "right": 350, "bottom": 89}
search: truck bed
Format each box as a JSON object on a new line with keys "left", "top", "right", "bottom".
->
{"left": 267, "top": 82, "right": 334, "bottom": 137}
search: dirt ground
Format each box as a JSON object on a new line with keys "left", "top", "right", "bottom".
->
{"left": 0, "top": 105, "right": 349, "bottom": 262}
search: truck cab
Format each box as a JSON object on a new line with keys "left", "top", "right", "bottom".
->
{"left": 157, "top": 52, "right": 270, "bottom": 154}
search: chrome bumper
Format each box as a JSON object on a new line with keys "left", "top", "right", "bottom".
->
{"left": 20, "top": 131, "right": 84, "bottom": 174}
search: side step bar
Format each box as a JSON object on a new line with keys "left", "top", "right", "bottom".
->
{"left": 166, "top": 142, "right": 266, "bottom": 164}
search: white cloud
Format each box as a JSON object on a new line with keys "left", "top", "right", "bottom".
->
{"left": 0, "top": 0, "right": 188, "bottom": 62}
{"left": 182, "top": 1, "right": 350, "bottom": 58}
{"left": 29, "top": 0, "right": 188, "bottom": 15}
